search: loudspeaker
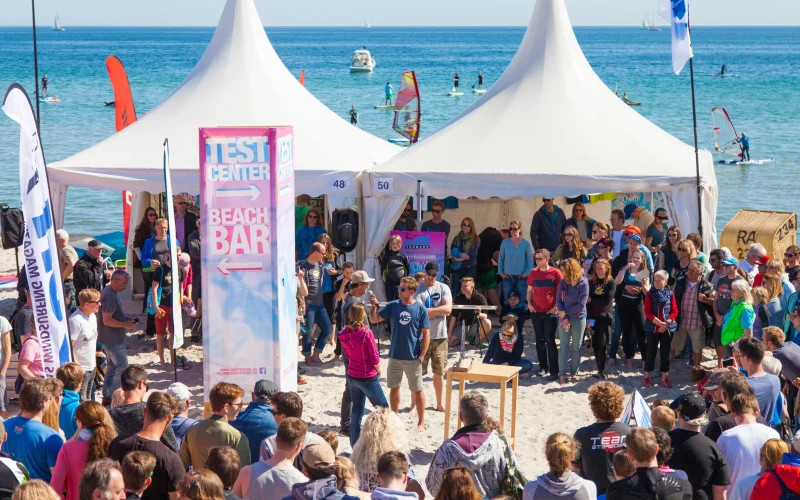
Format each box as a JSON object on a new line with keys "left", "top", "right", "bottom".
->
{"left": 331, "top": 208, "right": 359, "bottom": 254}
{"left": 0, "top": 204, "right": 24, "bottom": 249}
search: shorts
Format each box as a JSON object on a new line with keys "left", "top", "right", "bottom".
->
{"left": 713, "top": 324, "right": 723, "bottom": 346}
{"left": 387, "top": 358, "right": 423, "bottom": 392}
{"left": 423, "top": 339, "right": 448, "bottom": 376}
{"left": 155, "top": 305, "right": 174, "bottom": 336}
{"left": 386, "top": 94, "right": 392, "bottom": 101}
{"left": 670, "top": 327, "right": 704, "bottom": 353}
{"left": 476, "top": 269, "right": 498, "bottom": 291}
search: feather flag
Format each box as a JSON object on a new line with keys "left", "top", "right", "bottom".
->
{"left": 659, "top": 0, "right": 693, "bottom": 75}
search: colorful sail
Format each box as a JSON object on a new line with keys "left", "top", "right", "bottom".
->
{"left": 392, "top": 71, "right": 421, "bottom": 144}
{"left": 106, "top": 56, "right": 139, "bottom": 243}
{"left": 299, "top": 70, "right": 305, "bottom": 87}
{"left": 712, "top": 107, "right": 742, "bottom": 158}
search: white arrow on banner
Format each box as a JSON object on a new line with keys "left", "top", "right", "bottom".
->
{"left": 217, "top": 258, "right": 264, "bottom": 276}
{"left": 216, "top": 184, "right": 261, "bottom": 201}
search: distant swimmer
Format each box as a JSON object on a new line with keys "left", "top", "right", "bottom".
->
{"left": 453, "top": 72, "right": 460, "bottom": 91}
{"left": 384, "top": 81, "right": 393, "bottom": 106}
{"left": 349, "top": 105, "right": 359, "bottom": 126}
{"left": 737, "top": 132, "right": 750, "bottom": 161}
{"left": 477, "top": 71, "right": 484, "bottom": 90}
{"left": 41, "top": 74, "right": 49, "bottom": 96}
{"left": 719, "top": 64, "right": 727, "bottom": 76}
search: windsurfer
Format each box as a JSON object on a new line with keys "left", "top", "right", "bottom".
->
{"left": 477, "top": 71, "right": 484, "bottom": 90}
{"left": 385, "top": 81, "right": 393, "bottom": 106}
{"left": 349, "top": 105, "right": 359, "bottom": 127}
{"left": 737, "top": 132, "right": 750, "bottom": 161}
{"left": 41, "top": 74, "right": 49, "bottom": 96}
{"left": 453, "top": 72, "right": 460, "bottom": 91}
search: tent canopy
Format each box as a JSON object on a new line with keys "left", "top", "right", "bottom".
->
{"left": 362, "top": 0, "right": 717, "bottom": 246}
{"left": 48, "top": 0, "right": 399, "bottom": 199}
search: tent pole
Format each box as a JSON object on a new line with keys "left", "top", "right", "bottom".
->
{"left": 416, "top": 180, "right": 423, "bottom": 228}
{"left": 31, "top": 0, "right": 41, "bottom": 129}
{"left": 688, "top": 12, "right": 703, "bottom": 239}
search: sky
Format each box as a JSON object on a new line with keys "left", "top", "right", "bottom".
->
{"left": 2, "top": 0, "right": 800, "bottom": 27}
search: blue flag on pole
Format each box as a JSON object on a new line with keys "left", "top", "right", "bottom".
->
{"left": 659, "top": 0, "right": 693, "bottom": 75}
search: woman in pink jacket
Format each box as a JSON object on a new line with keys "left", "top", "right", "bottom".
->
{"left": 339, "top": 302, "right": 388, "bottom": 446}
{"left": 50, "top": 401, "right": 117, "bottom": 500}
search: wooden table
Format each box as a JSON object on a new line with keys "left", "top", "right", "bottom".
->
{"left": 444, "top": 363, "right": 521, "bottom": 448}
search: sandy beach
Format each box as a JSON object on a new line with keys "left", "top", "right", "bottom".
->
{"left": 0, "top": 245, "right": 713, "bottom": 481}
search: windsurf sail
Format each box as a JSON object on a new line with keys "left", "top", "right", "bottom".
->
{"left": 711, "top": 107, "right": 742, "bottom": 158}
{"left": 106, "top": 56, "right": 138, "bottom": 243}
{"left": 392, "top": 71, "right": 421, "bottom": 144}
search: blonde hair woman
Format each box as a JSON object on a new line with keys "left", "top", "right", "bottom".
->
{"left": 670, "top": 239, "right": 697, "bottom": 285}
{"left": 351, "top": 407, "right": 410, "bottom": 492}
{"left": 762, "top": 274, "right": 786, "bottom": 328}
{"left": 556, "top": 259, "right": 589, "bottom": 385}
{"left": 523, "top": 433, "right": 597, "bottom": 499}
{"left": 334, "top": 456, "right": 371, "bottom": 500}
{"left": 735, "top": 438, "right": 788, "bottom": 500}
{"left": 721, "top": 280, "right": 754, "bottom": 347}
{"left": 615, "top": 249, "right": 651, "bottom": 370}
{"left": 751, "top": 286, "right": 770, "bottom": 339}
{"left": 450, "top": 217, "right": 481, "bottom": 285}
{"left": 566, "top": 202, "right": 596, "bottom": 243}
{"left": 553, "top": 226, "right": 587, "bottom": 265}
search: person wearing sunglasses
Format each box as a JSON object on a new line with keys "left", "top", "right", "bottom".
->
{"left": 68, "top": 288, "right": 102, "bottom": 402}
{"left": 420, "top": 200, "right": 451, "bottom": 241}
{"left": 565, "top": 202, "right": 596, "bottom": 244}
{"left": 530, "top": 197, "right": 567, "bottom": 253}
{"left": 498, "top": 220, "right": 533, "bottom": 307}
{"left": 784, "top": 245, "right": 800, "bottom": 285}
{"left": 527, "top": 248, "right": 562, "bottom": 379}
{"left": 393, "top": 202, "right": 418, "bottom": 231}
{"left": 645, "top": 208, "right": 670, "bottom": 253}
{"left": 299, "top": 242, "right": 335, "bottom": 366}
{"left": 670, "top": 240, "right": 698, "bottom": 287}
{"left": 661, "top": 226, "right": 683, "bottom": 276}
{"left": 296, "top": 208, "right": 327, "bottom": 261}
{"left": 553, "top": 226, "right": 587, "bottom": 267}
{"left": 450, "top": 218, "right": 481, "bottom": 286}
{"left": 132, "top": 206, "right": 158, "bottom": 270}
{"left": 740, "top": 243, "right": 768, "bottom": 285}
{"left": 173, "top": 195, "right": 198, "bottom": 250}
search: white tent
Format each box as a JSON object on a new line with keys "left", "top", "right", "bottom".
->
{"left": 48, "top": 0, "right": 400, "bottom": 222}
{"left": 361, "top": 0, "right": 718, "bottom": 283}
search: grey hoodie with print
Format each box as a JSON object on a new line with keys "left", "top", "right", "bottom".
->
{"left": 522, "top": 472, "right": 597, "bottom": 500}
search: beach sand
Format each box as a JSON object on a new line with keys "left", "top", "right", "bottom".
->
{"left": 0, "top": 246, "right": 711, "bottom": 481}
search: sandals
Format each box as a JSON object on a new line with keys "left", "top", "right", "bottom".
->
{"left": 661, "top": 376, "right": 672, "bottom": 388}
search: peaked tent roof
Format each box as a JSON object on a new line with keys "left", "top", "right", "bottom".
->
{"left": 364, "top": 0, "right": 717, "bottom": 202}
{"left": 48, "top": 0, "right": 399, "bottom": 197}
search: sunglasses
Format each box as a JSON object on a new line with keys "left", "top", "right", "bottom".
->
{"left": 432, "top": 209, "right": 442, "bottom": 214}
{"left": 542, "top": 199, "right": 553, "bottom": 202}
{"left": 509, "top": 227, "right": 520, "bottom": 231}
{"left": 462, "top": 223, "right": 471, "bottom": 227}
{"left": 668, "top": 233, "right": 677, "bottom": 237}
{"left": 87, "top": 300, "right": 101, "bottom": 304}
{"left": 786, "top": 253, "right": 798, "bottom": 258}
{"left": 563, "top": 233, "right": 573, "bottom": 237}
{"left": 147, "top": 213, "right": 157, "bottom": 218}
{"left": 176, "top": 202, "right": 187, "bottom": 205}
{"left": 535, "top": 256, "right": 547, "bottom": 261}
{"left": 397, "top": 287, "right": 408, "bottom": 292}
{"left": 678, "top": 248, "right": 688, "bottom": 252}
{"left": 426, "top": 272, "right": 438, "bottom": 277}
{"left": 307, "top": 215, "right": 318, "bottom": 219}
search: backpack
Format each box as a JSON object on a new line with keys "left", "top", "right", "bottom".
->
{"left": 770, "top": 468, "right": 800, "bottom": 499}
{"left": 330, "top": 208, "right": 359, "bottom": 254}
{"left": 0, "top": 204, "right": 24, "bottom": 249}
{"left": 498, "top": 434, "right": 527, "bottom": 500}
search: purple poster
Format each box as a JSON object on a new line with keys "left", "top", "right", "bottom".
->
{"left": 390, "top": 231, "right": 447, "bottom": 279}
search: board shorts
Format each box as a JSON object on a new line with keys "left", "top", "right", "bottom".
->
{"left": 476, "top": 269, "right": 498, "bottom": 290}
{"left": 155, "top": 305, "right": 174, "bottom": 337}
{"left": 671, "top": 327, "right": 704, "bottom": 353}
{"left": 386, "top": 94, "right": 392, "bottom": 100}
{"left": 387, "top": 358, "right": 423, "bottom": 392}
{"left": 423, "top": 339, "right": 448, "bottom": 376}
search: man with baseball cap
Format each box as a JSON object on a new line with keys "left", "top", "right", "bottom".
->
{"left": 623, "top": 203, "right": 655, "bottom": 235}
{"left": 413, "top": 261, "right": 452, "bottom": 412}
{"left": 231, "top": 379, "right": 279, "bottom": 465}
{"left": 336, "top": 269, "right": 375, "bottom": 436}
{"left": 645, "top": 208, "right": 669, "bottom": 252}
{"left": 167, "top": 382, "right": 198, "bottom": 448}
{"left": 713, "top": 256, "right": 746, "bottom": 367}
{"left": 285, "top": 442, "right": 359, "bottom": 500}
{"left": 703, "top": 370, "right": 731, "bottom": 428}
{"left": 667, "top": 392, "right": 731, "bottom": 499}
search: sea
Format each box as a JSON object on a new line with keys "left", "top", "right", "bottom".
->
{"left": 1, "top": 25, "right": 799, "bottom": 239}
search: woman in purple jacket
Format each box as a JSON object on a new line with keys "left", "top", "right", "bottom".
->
{"left": 339, "top": 303, "right": 388, "bottom": 446}
{"left": 556, "top": 258, "right": 590, "bottom": 385}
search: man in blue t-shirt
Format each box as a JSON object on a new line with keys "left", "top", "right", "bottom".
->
{"left": 2, "top": 378, "right": 63, "bottom": 481}
{"left": 370, "top": 276, "right": 430, "bottom": 432}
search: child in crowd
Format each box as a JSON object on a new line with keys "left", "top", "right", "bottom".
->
{"left": 121, "top": 451, "right": 156, "bottom": 500}
{"left": 650, "top": 399, "right": 671, "bottom": 409}
{"left": 690, "top": 367, "right": 710, "bottom": 398}
{"left": 651, "top": 406, "right": 676, "bottom": 432}
{"left": 415, "top": 271, "right": 425, "bottom": 283}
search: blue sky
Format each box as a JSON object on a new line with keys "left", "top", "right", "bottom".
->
{"left": 3, "top": 0, "right": 800, "bottom": 27}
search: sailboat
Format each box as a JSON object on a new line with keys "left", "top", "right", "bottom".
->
{"left": 53, "top": 13, "right": 64, "bottom": 31}
{"left": 364, "top": 21, "right": 371, "bottom": 29}
{"left": 647, "top": 12, "right": 661, "bottom": 31}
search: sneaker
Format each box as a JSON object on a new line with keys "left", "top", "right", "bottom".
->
{"left": 535, "top": 369, "right": 546, "bottom": 377}
{"left": 643, "top": 376, "right": 652, "bottom": 388}
{"left": 297, "top": 376, "right": 308, "bottom": 385}
{"left": 592, "top": 372, "right": 607, "bottom": 380}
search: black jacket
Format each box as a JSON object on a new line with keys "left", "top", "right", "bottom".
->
{"left": 530, "top": 205, "right": 566, "bottom": 253}
{"left": 73, "top": 253, "right": 104, "bottom": 294}
{"left": 607, "top": 467, "right": 693, "bottom": 500}
{"left": 673, "top": 276, "right": 715, "bottom": 328}
{"left": 178, "top": 211, "right": 198, "bottom": 249}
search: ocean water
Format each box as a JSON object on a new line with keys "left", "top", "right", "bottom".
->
{"left": 1, "top": 25, "right": 799, "bottom": 238}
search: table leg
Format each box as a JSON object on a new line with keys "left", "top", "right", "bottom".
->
{"left": 511, "top": 374, "right": 518, "bottom": 449}
{"left": 444, "top": 372, "right": 452, "bottom": 441}
{"left": 458, "top": 379, "right": 465, "bottom": 429}
{"left": 499, "top": 378, "right": 506, "bottom": 434}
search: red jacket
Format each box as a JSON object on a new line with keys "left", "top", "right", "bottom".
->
{"left": 752, "top": 464, "right": 800, "bottom": 499}
{"left": 643, "top": 292, "right": 678, "bottom": 326}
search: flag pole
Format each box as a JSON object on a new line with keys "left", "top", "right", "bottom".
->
{"left": 688, "top": 10, "right": 703, "bottom": 238}
{"left": 31, "top": 0, "right": 41, "bottom": 128}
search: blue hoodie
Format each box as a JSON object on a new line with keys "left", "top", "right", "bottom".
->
{"left": 230, "top": 402, "right": 278, "bottom": 465}
{"left": 59, "top": 390, "right": 81, "bottom": 438}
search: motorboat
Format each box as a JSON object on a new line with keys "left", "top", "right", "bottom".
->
{"left": 349, "top": 48, "right": 375, "bottom": 73}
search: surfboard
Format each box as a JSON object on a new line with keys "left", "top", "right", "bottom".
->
{"left": 388, "top": 137, "right": 410, "bottom": 145}
{"left": 625, "top": 101, "right": 641, "bottom": 106}
{"left": 448, "top": 90, "right": 464, "bottom": 96}
{"left": 39, "top": 96, "right": 60, "bottom": 103}
{"left": 473, "top": 89, "right": 487, "bottom": 94}
{"left": 707, "top": 74, "right": 737, "bottom": 77}
{"left": 717, "top": 158, "right": 774, "bottom": 165}
{"left": 373, "top": 104, "right": 394, "bottom": 109}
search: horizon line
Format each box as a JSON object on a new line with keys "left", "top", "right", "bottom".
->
{"left": 2, "top": 24, "right": 800, "bottom": 28}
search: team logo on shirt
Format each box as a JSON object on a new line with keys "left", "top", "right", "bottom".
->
{"left": 431, "top": 293, "right": 441, "bottom": 301}
{"left": 589, "top": 431, "right": 625, "bottom": 453}
{"left": 399, "top": 311, "right": 411, "bottom": 325}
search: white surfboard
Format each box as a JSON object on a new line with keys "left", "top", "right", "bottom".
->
{"left": 472, "top": 88, "right": 487, "bottom": 94}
